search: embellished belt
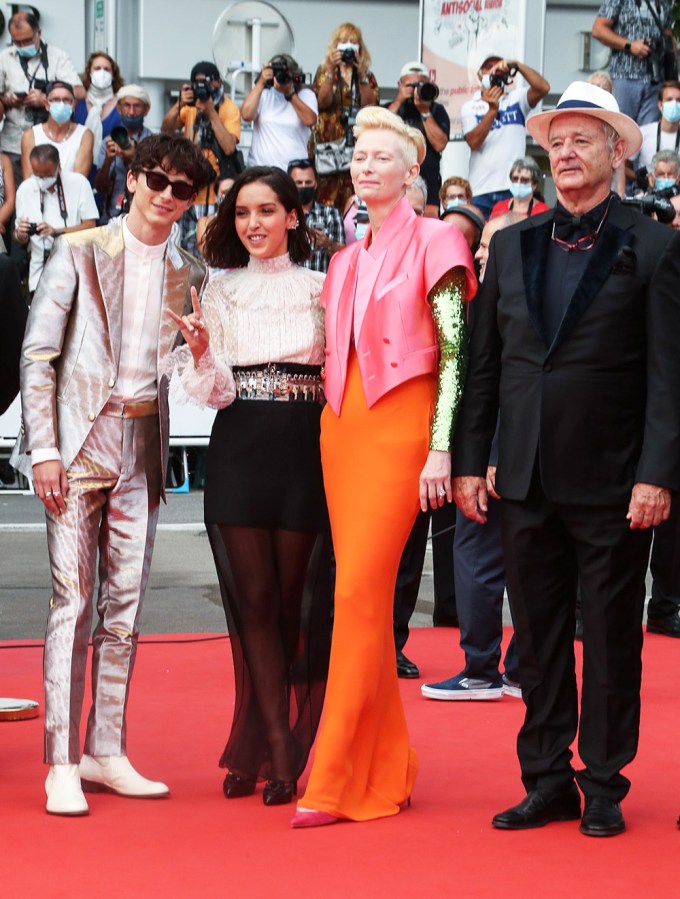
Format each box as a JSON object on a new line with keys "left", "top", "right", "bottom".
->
{"left": 101, "top": 398, "right": 160, "bottom": 419}
{"left": 232, "top": 363, "right": 323, "bottom": 403}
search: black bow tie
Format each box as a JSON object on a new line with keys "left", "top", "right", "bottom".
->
{"left": 553, "top": 196, "right": 612, "bottom": 241}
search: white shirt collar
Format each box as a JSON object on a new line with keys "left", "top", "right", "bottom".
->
{"left": 122, "top": 215, "right": 168, "bottom": 260}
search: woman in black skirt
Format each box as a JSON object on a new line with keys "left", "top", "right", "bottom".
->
{"left": 168, "top": 166, "right": 332, "bottom": 807}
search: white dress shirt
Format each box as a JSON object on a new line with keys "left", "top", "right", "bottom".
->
{"left": 31, "top": 215, "right": 168, "bottom": 466}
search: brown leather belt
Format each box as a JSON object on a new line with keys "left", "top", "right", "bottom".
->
{"left": 101, "top": 398, "right": 159, "bottom": 419}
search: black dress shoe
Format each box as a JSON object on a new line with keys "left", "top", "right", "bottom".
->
{"left": 223, "top": 771, "right": 256, "bottom": 799}
{"left": 579, "top": 796, "right": 625, "bottom": 837}
{"left": 646, "top": 611, "right": 680, "bottom": 638}
{"left": 396, "top": 650, "right": 419, "bottom": 679}
{"left": 262, "top": 779, "right": 297, "bottom": 806}
{"left": 492, "top": 785, "right": 581, "bottom": 830}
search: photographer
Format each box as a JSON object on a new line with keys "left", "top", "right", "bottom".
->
{"left": 0, "top": 13, "right": 84, "bottom": 186}
{"left": 633, "top": 80, "right": 680, "bottom": 171}
{"left": 461, "top": 54, "right": 549, "bottom": 220}
{"left": 242, "top": 54, "right": 318, "bottom": 171}
{"left": 13, "top": 144, "right": 97, "bottom": 296}
{"left": 94, "top": 85, "right": 153, "bottom": 223}
{"left": 312, "top": 23, "right": 379, "bottom": 210}
{"left": 386, "top": 61, "right": 449, "bottom": 216}
{"left": 161, "top": 61, "right": 240, "bottom": 253}
{"left": 593, "top": 0, "right": 677, "bottom": 125}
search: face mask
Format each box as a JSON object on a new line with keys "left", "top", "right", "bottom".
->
{"left": 91, "top": 69, "right": 113, "bottom": 90}
{"left": 211, "top": 86, "right": 224, "bottom": 105}
{"left": 509, "top": 182, "right": 533, "bottom": 199}
{"left": 337, "top": 42, "right": 360, "bottom": 53}
{"left": 49, "top": 101, "right": 73, "bottom": 125}
{"left": 297, "top": 186, "right": 315, "bottom": 205}
{"left": 481, "top": 74, "right": 492, "bottom": 90}
{"left": 445, "top": 198, "right": 466, "bottom": 210}
{"left": 662, "top": 99, "right": 680, "bottom": 123}
{"left": 16, "top": 43, "right": 38, "bottom": 58}
{"left": 121, "top": 113, "right": 144, "bottom": 130}
{"left": 655, "top": 176, "right": 676, "bottom": 191}
{"left": 35, "top": 175, "right": 57, "bottom": 191}
{"left": 355, "top": 222, "right": 368, "bottom": 239}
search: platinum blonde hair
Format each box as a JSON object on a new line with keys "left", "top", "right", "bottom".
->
{"left": 353, "top": 106, "right": 426, "bottom": 166}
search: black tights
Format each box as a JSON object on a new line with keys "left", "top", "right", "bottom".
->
{"left": 211, "top": 524, "right": 316, "bottom": 782}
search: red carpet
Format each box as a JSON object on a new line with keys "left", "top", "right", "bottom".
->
{"left": 1, "top": 627, "right": 677, "bottom": 898}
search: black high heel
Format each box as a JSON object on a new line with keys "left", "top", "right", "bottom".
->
{"left": 223, "top": 771, "right": 257, "bottom": 799}
{"left": 263, "top": 779, "right": 297, "bottom": 806}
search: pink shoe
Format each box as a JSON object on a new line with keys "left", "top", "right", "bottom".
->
{"left": 290, "top": 808, "right": 338, "bottom": 828}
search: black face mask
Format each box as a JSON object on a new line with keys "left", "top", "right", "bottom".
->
{"left": 297, "top": 186, "right": 315, "bottom": 205}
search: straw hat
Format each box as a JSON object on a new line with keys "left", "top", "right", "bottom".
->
{"left": 527, "top": 80, "right": 642, "bottom": 156}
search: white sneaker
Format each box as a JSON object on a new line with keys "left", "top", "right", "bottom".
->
{"left": 79, "top": 755, "right": 170, "bottom": 798}
{"left": 45, "top": 764, "right": 89, "bottom": 816}
{"left": 502, "top": 674, "right": 522, "bottom": 698}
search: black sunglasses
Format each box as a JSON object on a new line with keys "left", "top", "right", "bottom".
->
{"left": 288, "top": 158, "right": 314, "bottom": 170}
{"left": 142, "top": 170, "right": 196, "bottom": 201}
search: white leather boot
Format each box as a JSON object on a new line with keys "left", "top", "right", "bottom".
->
{"left": 45, "top": 764, "right": 89, "bottom": 816}
{"left": 79, "top": 755, "right": 170, "bottom": 798}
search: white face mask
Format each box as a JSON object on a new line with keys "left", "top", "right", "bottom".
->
{"left": 91, "top": 69, "right": 113, "bottom": 90}
{"left": 35, "top": 175, "right": 57, "bottom": 192}
{"left": 337, "top": 42, "right": 360, "bottom": 53}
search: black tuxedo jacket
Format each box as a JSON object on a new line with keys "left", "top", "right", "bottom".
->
{"left": 452, "top": 198, "right": 680, "bottom": 505}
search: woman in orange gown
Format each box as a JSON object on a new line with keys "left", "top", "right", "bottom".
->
{"left": 291, "top": 107, "right": 477, "bottom": 826}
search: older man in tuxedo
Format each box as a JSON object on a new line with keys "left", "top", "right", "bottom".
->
{"left": 14, "top": 134, "right": 210, "bottom": 816}
{"left": 452, "top": 82, "right": 680, "bottom": 836}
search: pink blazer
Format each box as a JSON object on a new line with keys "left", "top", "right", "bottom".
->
{"left": 321, "top": 196, "right": 477, "bottom": 413}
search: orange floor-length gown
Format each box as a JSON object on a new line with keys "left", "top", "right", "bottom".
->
{"left": 299, "top": 347, "right": 436, "bottom": 820}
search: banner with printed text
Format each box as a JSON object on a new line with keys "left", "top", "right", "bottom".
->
{"left": 420, "top": 0, "right": 527, "bottom": 135}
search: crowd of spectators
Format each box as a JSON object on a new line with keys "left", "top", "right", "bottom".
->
{"left": 1, "top": 9, "right": 678, "bottom": 303}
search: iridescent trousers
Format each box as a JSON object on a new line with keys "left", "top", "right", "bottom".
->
{"left": 43, "top": 406, "right": 161, "bottom": 765}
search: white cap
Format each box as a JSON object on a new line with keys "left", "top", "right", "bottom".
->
{"left": 400, "top": 61, "right": 429, "bottom": 79}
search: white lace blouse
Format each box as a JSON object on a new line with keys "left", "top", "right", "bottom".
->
{"left": 171, "top": 253, "right": 326, "bottom": 409}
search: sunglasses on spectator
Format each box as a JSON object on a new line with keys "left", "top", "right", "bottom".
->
{"left": 510, "top": 175, "right": 534, "bottom": 184}
{"left": 288, "top": 158, "right": 314, "bottom": 169}
{"left": 143, "top": 170, "right": 195, "bottom": 200}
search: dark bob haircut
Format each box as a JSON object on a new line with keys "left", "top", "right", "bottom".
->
{"left": 129, "top": 133, "right": 214, "bottom": 191}
{"left": 202, "top": 166, "right": 312, "bottom": 268}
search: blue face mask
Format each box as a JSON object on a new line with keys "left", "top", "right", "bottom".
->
{"left": 16, "top": 43, "right": 38, "bottom": 58}
{"left": 655, "top": 176, "right": 677, "bottom": 191}
{"left": 121, "top": 113, "right": 144, "bottom": 131}
{"left": 509, "top": 182, "right": 533, "bottom": 199}
{"left": 662, "top": 100, "right": 680, "bottom": 123}
{"left": 445, "top": 198, "right": 466, "bottom": 210}
{"left": 49, "top": 101, "right": 73, "bottom": 125}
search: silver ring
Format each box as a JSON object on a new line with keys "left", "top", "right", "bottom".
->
{"left": 45, "top": 491, "right": 53, "bottom": 496}
{"left": 53, "top": 491, "right": 61, "bottom": 496}
{"left": 438, "top": 489, "right": 446, "bottom": 498}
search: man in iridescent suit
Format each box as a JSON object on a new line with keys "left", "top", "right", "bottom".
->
{"left": 13, "top": 134, "right": 210, "bottom": 816}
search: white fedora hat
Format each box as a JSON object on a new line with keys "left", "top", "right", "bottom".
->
{"left": 527, "top": 81, "right": 642, "bottom": 156}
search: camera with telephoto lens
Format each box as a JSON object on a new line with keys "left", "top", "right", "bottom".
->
{"left": 110, "top": 125, "right": 132, "bottom": 150}
{"left": 489, "top": 65, "right": 518, "bottom": 90}
{"left": 26, "top": 76, "right": 49, "bottom": 124}
{"left": 621, "top": 192, "right": 676, "bottom": 224}
{"left": 189, "top": 80, "right": 211, "bottom": 104}
{"left": 644, "top": 39, "right": 663, "bottom": 84}
{"left": 416, "top": 81, "right": 439, "bottom": 103}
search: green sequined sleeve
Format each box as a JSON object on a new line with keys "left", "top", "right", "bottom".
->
{"left": 428, "top": 267, "right": 469, "bottom": 452}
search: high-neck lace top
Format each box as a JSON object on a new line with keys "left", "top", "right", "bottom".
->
{"left": 170, "top": 253, "right": 326, "bottom": 408}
